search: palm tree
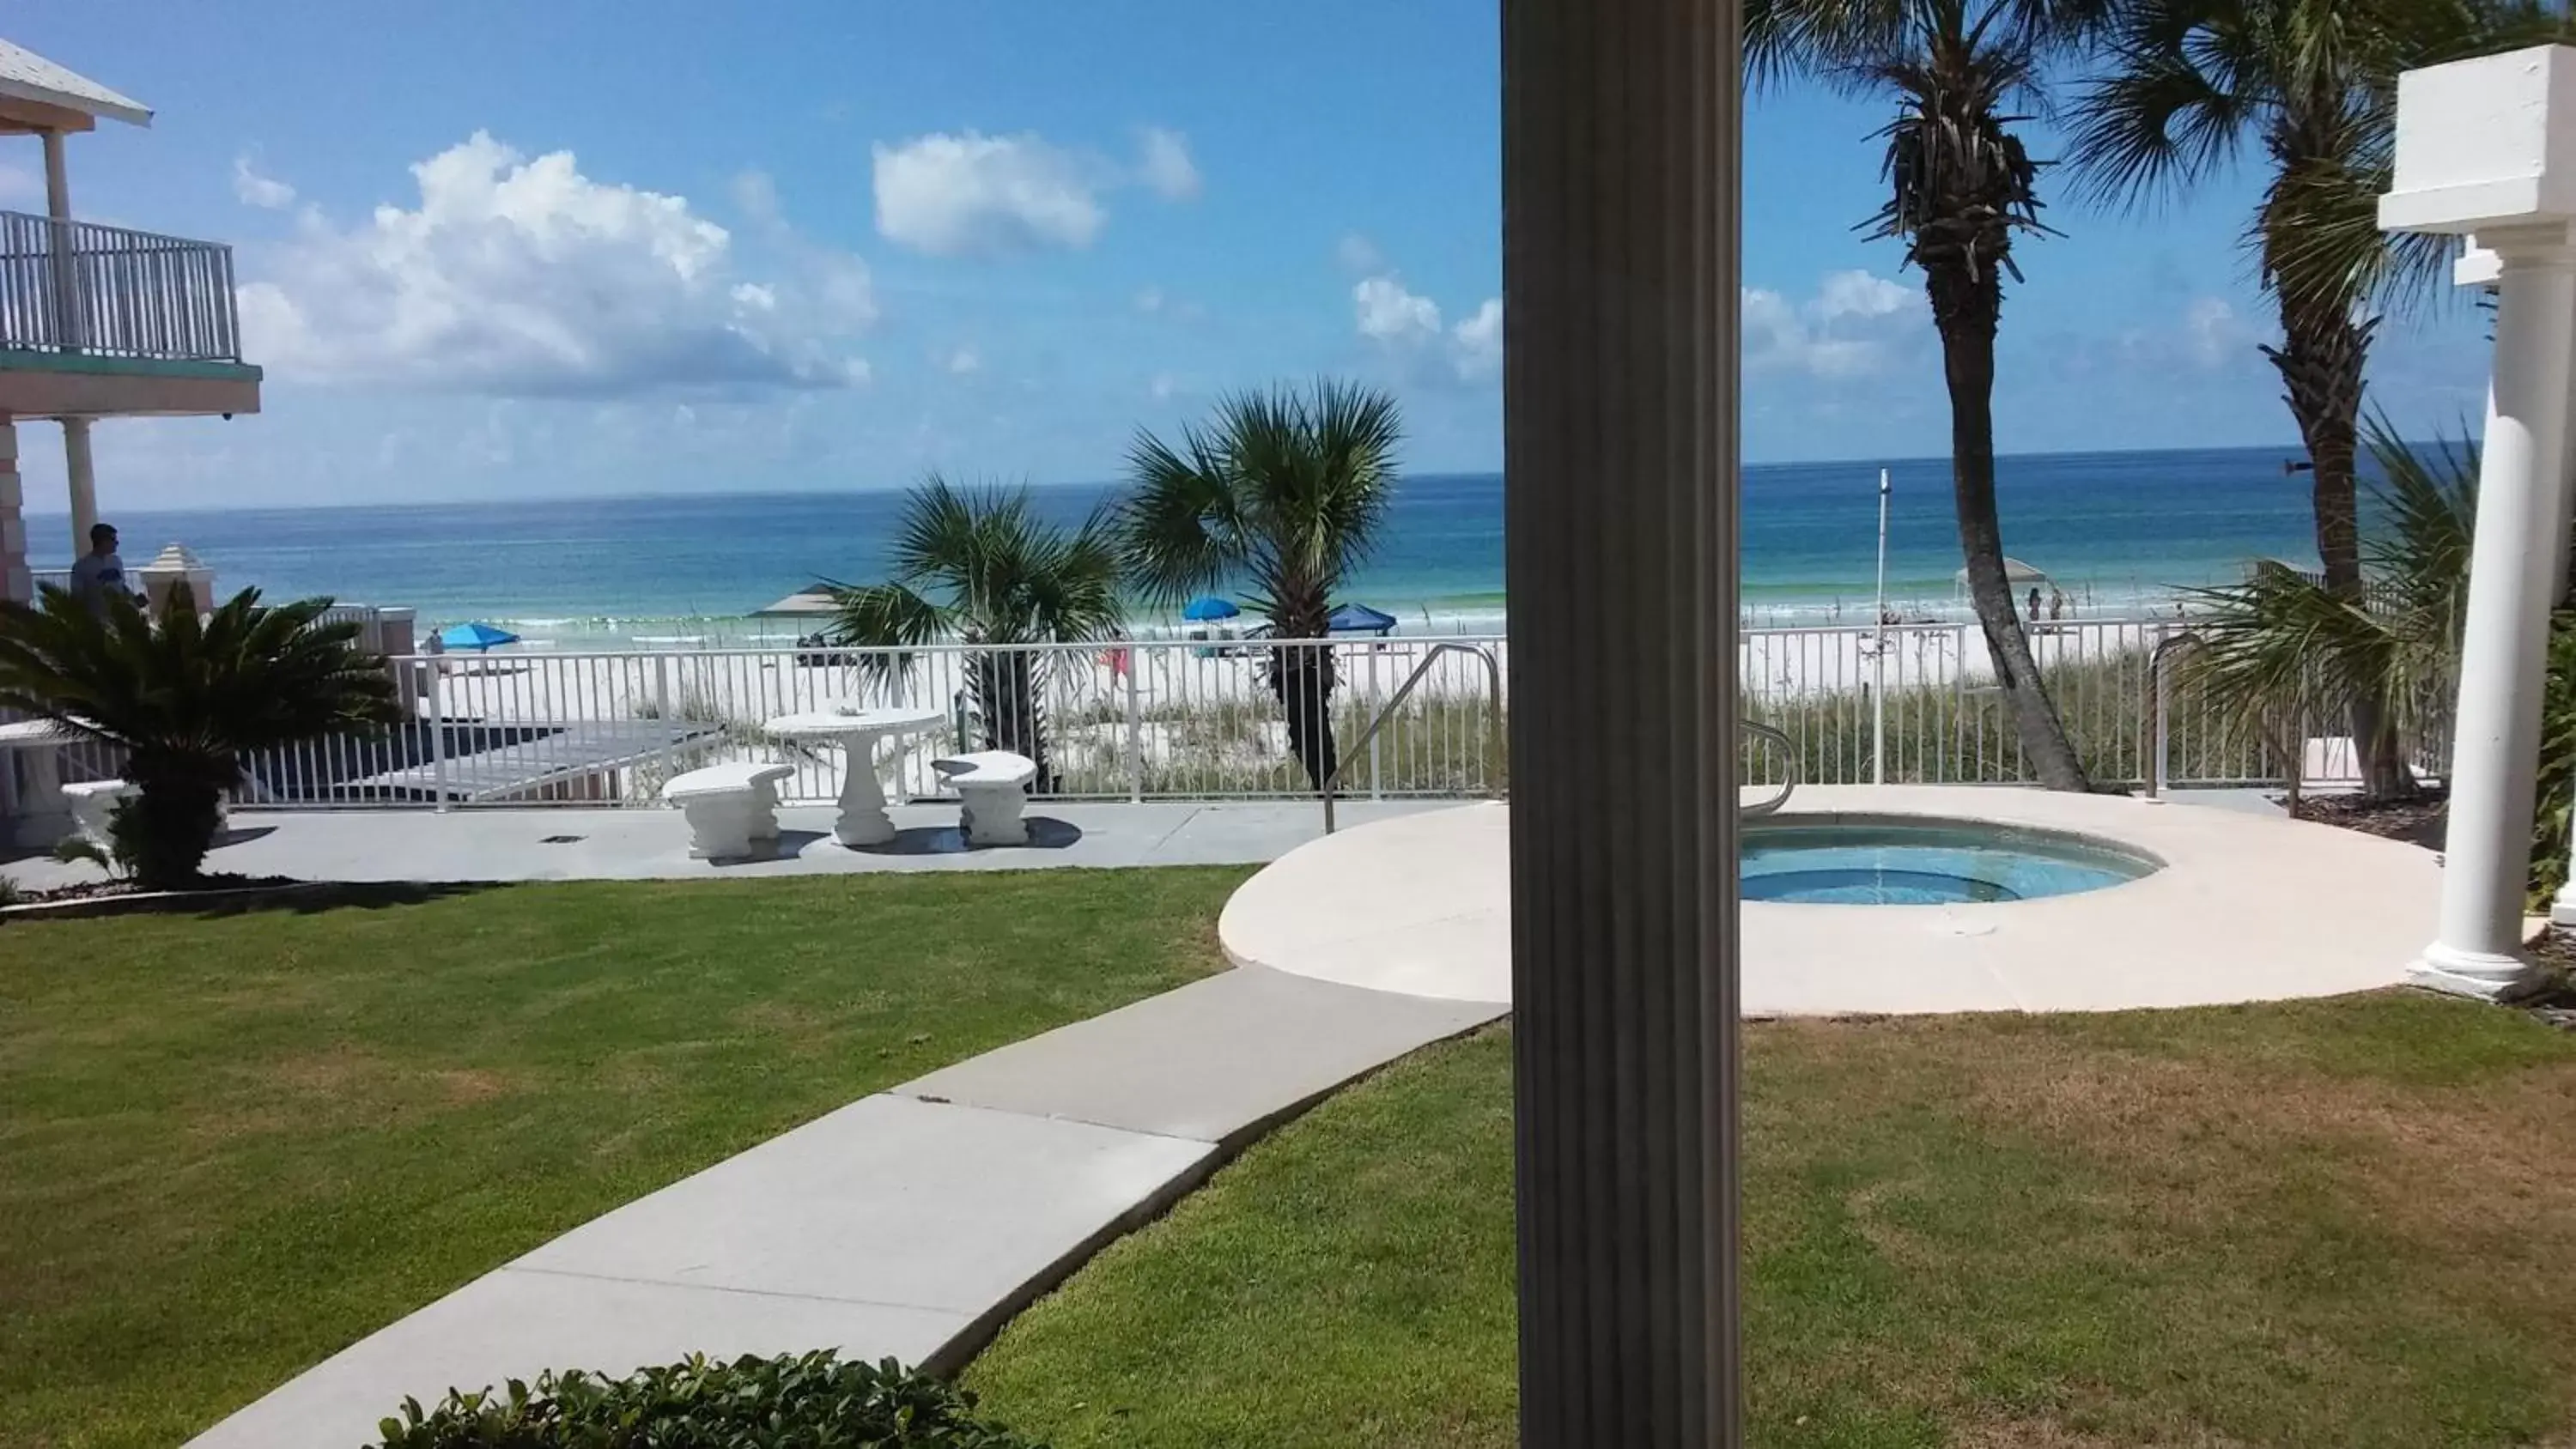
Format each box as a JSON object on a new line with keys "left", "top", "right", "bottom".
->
{"left": 2068, "top": 0, "right": 2555, "bottom": 795}
{"left": 0, "top": 588, "right": 399, "bottom": 888}
{"left": 1120, "top": 380, "right": 1403, "bottom": 792}
{"left": 1755, "top": 0, "right": 2096, "bottom": 790}
{"left": 2175, "top": 419, "right": 2475, "bottom": 795}
{"left": 823, "top": 476, "right": 1125, "bottom": 791}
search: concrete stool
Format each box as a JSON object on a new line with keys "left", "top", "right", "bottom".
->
{"left": 933, "top": 751, "right": 1038, "bottom": 846}
{"left": 661, "top": 761, "right": 795, "bottom": 860}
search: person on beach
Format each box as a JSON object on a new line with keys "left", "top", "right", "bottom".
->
{"left": 2048, "top": 588, "right": 2065, "bottom": 621}
{"left": 2026, "top": 586, "right": 2042, "bottom": 625}
{"left": 69, "top": 523, "right": 130, "bottom": 617}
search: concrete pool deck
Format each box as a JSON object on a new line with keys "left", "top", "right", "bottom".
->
{"left": 1219, "top": 785, "right": 2445, "bottom": 1013}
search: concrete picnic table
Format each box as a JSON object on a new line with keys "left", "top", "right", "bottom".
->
{"left": 762, "top": 705, "right": 950, "bottom": 846}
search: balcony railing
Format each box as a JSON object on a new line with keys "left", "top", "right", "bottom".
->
{"left": 0, "top": 210, "right": 241, "bottom": 364}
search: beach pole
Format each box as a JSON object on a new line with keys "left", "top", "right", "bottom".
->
{"left": 1873, "top": 468, "right": 1889, "bottom": 785}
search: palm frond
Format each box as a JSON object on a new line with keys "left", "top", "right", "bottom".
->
{"left": 824, "top": 475, "right": 1132, "bottom": 706}
{"left": 1753, "top": 0, "right": 2118, "bottom": 91}
{"left": 2177, "top": 417, "right": 2480, "bottom": 756}
{"left": 1121, "top": 379, "right": 1402, "bottom": 637}
{"left": 0, "top": 585, "right": 397, "bottom": 770}
{"left": 1119, "top": 423, "right": 1245, "bottom": 610}
{"left": 2065, "top": 19, "right": 2252, "bottom": 208}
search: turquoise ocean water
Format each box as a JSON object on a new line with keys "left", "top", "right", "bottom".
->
{"left": 30, "top": 445, "right": 2332, "bottom": 646}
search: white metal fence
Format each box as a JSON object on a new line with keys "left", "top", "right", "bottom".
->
{"left": 171, "top": 620, "right": 2439, "bottom": 811}
{"left": 0, "top": 210, "right": 243, "bottom": 362}
{"left": 231, "top": 636, "right": 1511, "bottom": 809}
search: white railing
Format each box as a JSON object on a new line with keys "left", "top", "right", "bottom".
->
{"left": 239, "top": 636, "right": 1515, "bottom": 809}
{"left": 219, "top": 620, "right": 2448, "bottom": 810}
{"left": 0, "top": 210, "right": 242, "bottom": 363}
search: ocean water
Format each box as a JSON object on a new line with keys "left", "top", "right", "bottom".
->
{"left": 30, "top": 445, "right": 2329, "bottom": 646}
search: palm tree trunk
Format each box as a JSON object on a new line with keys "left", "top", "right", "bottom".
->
{"left": 128, "top": 767, "right": 223, "bottom": 889}
{"left": 1275, "top": 646, "right": 1340, "bottom": 792}
{"left": 1929, "top": 263, "right": 2091, "bottom": 792}
{"left": 972, "top": 651, "right": 1054, "bottom": 791}
{"left": 2265, "top": 307, "right": 2415, "bottom": 799}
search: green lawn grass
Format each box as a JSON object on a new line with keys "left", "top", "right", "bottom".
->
{"left": 0, "top": 870, "right": 1243, "bottom": 1449}
{"left": 967, "top": 995, "right": 2576, "bottom": 1449}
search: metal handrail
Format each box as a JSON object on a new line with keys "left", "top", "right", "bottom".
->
{"left": 1741, "top": 719, "right": 1799, "bottom": 816}
{"left": 2142, "top": 631, "right": 2200, "bottom": 800}
{"left": 1321, "top": 642, "right": 1504, "bottom": 833}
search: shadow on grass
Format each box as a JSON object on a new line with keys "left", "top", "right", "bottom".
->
{"left": 185, "top": 880, "right": 508, "bottom": 919}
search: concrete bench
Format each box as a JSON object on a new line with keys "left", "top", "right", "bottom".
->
{"left": 662, "top": 761, "right": 795, "bottom": 860}
{"left": 933, "top": 750, "right": 1038, "bottom": 846}
{"left": 61, "top": 779, "right": 137, "bottom": 852}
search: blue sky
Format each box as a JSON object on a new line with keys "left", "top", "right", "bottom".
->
{"left": 4, "top": 0, "right": 2497, "bottom": 508}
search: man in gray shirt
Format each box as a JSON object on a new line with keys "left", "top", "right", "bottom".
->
{"left": 68, "top": 523, "right": 130, "bottom": 617}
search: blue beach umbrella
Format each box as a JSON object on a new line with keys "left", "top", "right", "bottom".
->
{"left": 439, "top": 621, "right": 520, "bottom": 652}
{"left": 1182, "top": 596, "right": 1241, "bottom": 623}
{"left": 1327, "top": 603, "right": 1398, "bottom": 636}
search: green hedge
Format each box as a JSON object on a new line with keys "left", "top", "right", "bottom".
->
{"left": 369, "top": 1351, "right": 1042, "bottom": 1448}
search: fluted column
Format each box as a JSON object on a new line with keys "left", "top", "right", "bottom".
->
{"left": 0, "top": 420, "right": 27, "bottom": 603}
{"left": 2416, "top": 221, "right": 2576, "bottom": 995}
{"left": 1504, "top": 0, "right": 1744, "bottom": 1443}
{"left": 63, "top": 418, "right": 96, "bottom": 551}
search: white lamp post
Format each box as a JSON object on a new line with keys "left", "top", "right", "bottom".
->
{"left": 2381, "top": 45, "right": 2576, "bottom": 995}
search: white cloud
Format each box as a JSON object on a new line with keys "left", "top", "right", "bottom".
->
{"left": 2183, "top": 296, "right": 2257, "bottom": 367}
{"left": 1354, "top": 270, "right": 1500, "bottom": 382}
{"left": 1354, "top": 274, "right": 1442, "bottom": 345}
{"left": 1336, "top": 232, "right": 1386, "bottom": 274}
{"left": 1450, "top": 298, "right": 1502, "bottom": 379}
{"left": 1149, "top": 372, "right": 1180, "bottom": 401}
{"left": 731, "top": 169, "right": 784, "bottom": 227}
{"left": 1132, "top": 284, "right": 1206, "bottom": 323}
{"left": 1136, "top": 127, "right": 1200, "bottom": 201}
{"left": 236, "top": 131, "right": 873, "bottom": 396}
{"left": 944, "top": 346, "right": 981, "bottom": 375}
{"left": 871, "top": 126, "right": 1199, "bottom": 258}
{"left": 1742, "top": 270, "right": 1926, "bottom": 378}
{"left": 232, "top": 154, "right": 295, "bottom": 209}
{"left": 1814, "top": 269, "right": 1912, "bottom": 322}
{"left": 872, "top": 131, "right": 1104, "bottom": 257}
{"left": 0, "top": 162, "right": 37, "bottom": 206}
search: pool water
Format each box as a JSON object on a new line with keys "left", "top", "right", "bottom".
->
{"left": 1740, "top": 818, "right": 2158, "bottom": 905}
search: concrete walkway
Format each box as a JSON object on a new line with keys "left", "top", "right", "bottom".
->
{"left": 186, "top": 967, "right": 1504, "bottom": 1449}
{"left": 3, "top": 798, "right": 1449, "bottom": 890}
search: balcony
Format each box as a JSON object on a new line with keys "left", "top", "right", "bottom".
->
{"left": 0, "top": 209, "right": 258, "bottom": 420}
{"left": 0, "top": 209, "right": 240, "bottom": 362}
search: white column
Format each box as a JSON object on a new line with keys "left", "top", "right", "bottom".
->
{"left": 62, "top": 417, "right": 95, "bottom": 551}
{"left": 1505, "top": 0, "right": 1745, "bottom": 1441}
{"left": 39, "top": 130, "right": 79, "bottom": 352}
{"left": 2417, "top": 221, "right": 2576, "bottom": 995}
{"left": 0, "top": 420, "right": 26, "bottom": 603}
